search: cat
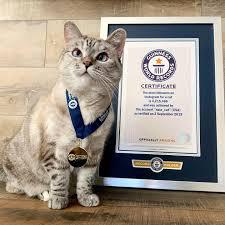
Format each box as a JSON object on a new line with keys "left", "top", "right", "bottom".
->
{"left": 1, "top": 21, "right": 126, "bottom": 209}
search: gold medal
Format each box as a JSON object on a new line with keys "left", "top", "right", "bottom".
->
{"left": 68, "top": 147, "right": 88, "bottom": 167}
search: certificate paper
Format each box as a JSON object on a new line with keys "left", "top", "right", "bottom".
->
{"left": 117, "top": 38, "right": 200, "bottom": 156}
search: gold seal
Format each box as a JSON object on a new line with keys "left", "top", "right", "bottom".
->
{"left": 68, "top": 147, "right": 88, "bottom": 167}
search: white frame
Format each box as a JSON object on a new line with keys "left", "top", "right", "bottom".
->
{"left": 98, "top": 17, "right": 225, "bottom": 192}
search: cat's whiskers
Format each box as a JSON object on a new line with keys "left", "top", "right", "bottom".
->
{"left": 94, "top": 73, "right": 114, "bottom": 101}
{"left": 97, "top": 74, "right": 118, "bottom": 100}
{"left": 102, "top": 80, "right": 118, "bottom": 100}
{"left": 97, "top": 79, "right": 113, "bottom": 101}
{"left": 93, "top": 69, "right": 118, "bottom": 90}
{"left": 95, "top": 72, "right": 119, "bottom": 99}
{"left": 102, "top": 75, "right": 119, "bottom": 92}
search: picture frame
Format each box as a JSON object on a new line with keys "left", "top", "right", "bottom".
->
{"left": 97, "top": 17, "right": 225, "bottom": 192}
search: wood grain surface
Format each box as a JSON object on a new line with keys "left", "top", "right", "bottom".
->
{"left": 0, "top": 0, "right": 201, "bottom": 20}
{"left": 0, "top": 21, "right": 46, "bottom": 67}
{"left": 0, "top": 182, "right": 225, "bottom": 225}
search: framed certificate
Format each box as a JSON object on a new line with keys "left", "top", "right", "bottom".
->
{"left": 98, "top": 17, "right": 225, "bottom": 192}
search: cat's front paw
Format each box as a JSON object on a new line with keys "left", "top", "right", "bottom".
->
{"left": 48, "top": 196, "right": 69, "bottom": 209}
{"left": 38, "top": 190, "right": 50, "bottom": 202}
{"left": 78, "top": 193, "right": 100, "bottom": 207}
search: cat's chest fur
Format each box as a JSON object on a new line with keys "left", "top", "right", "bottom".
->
{"left": 36, "top": 81, "right": 113, "bottom": 165}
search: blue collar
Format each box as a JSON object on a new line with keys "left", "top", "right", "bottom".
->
{"left": 66, "top": 90, "right": 111, "bottom": 139}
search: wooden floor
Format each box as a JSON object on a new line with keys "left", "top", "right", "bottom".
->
{"left": 0, "top": 183, "right": 225, "bottom": 225}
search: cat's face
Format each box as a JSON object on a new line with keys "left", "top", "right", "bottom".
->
{"left": 59, "top": 21, "right": 126, "bottom": 97}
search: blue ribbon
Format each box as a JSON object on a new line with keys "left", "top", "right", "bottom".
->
{"left": 66, "top": 90, "right": 111, "bottom": 139}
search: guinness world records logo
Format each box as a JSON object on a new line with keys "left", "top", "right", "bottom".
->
{"left": 142, "top": 49, "right": 176, "bottom": 82}
{"left": 150, "top": 157, "right": 164, "bottom": 173}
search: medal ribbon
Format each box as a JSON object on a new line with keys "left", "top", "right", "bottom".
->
{"left": 66, "top": 90, "right": 111, "bottom": 139}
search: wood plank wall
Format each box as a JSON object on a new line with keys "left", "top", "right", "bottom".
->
{"left": 0, "top": 0, "right": 224, "bottom": 160}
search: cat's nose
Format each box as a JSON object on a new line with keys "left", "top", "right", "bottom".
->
{"left": 83, "top": 56, "right": 93, "bottom": 69}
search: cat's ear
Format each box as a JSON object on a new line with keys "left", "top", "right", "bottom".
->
{"left": 106, "top": 28, "right": 127, "bottom": 58}
{"left": 64, "top": 21, "right": 82, "bottom": 43}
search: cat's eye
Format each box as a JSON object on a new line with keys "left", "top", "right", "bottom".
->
{"left": 96, "top": 52, "right": 109, "bottom": 62}
{"left": 72, "top": 48, "right": 82, "bottom": 57}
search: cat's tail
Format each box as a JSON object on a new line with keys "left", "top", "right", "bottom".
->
{"left": 0, "top": 137, "right": 9, "bottom": 182}
{"left": 0, "top": 167, "right": 6, "bottom": 182}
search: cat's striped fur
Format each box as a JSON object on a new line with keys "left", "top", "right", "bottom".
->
{"left": 2, "top": 21, "right": 126, "bottom": 209}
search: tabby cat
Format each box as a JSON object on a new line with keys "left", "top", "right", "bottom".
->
{"left": 2, "top": 21, "right": 126, "bottom": 209}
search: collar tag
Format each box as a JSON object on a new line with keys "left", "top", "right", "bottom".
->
{"left": 68, "top": 99, "right": 78, "bottom": 109}
{"left": 68, "top": 147, "right": 88, "bottom": 167}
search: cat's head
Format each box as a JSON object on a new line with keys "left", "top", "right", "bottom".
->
{"left": 59, "top": 21, "right": 126, "bottom": 98}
